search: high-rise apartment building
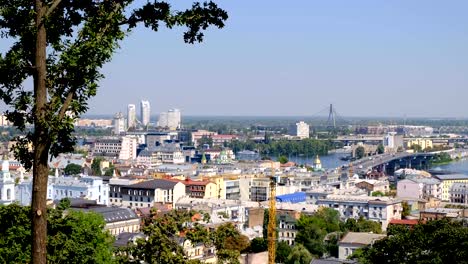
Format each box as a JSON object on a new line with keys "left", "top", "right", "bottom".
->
{"left": 140, "top": 100, "right": 151, "bottom": 126}
{"left": 158, "top": 108, "right": 181, "bottom": 130}
{"left": 113, "top": 112, "right": 126, "bottom": 135}
{"left": 127, "top": 104, "right": 136, "bottom": 129}
{"left": 289, "top": 121, "right": 309, "bottom": 139}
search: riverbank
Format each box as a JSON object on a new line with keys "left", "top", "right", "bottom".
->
{"left": 431, "top": 157, "right": 468, "bottom": 174}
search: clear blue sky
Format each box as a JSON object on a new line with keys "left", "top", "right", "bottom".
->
{"left": 4, "top": 1, "right": 468, "bottom": 118}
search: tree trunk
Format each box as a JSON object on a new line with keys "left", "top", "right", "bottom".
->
{"left": 32, "top": 1, "right": 49, "bottom": 263}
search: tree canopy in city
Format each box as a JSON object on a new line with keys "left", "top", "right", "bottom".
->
{"left": 351, "top": 220, "right": 468, "bottom": 264}
{"left": 0, "top": 200, "right": 114, "bottom": 264}
{"left": 117, "top": 210, "right": 247, "bottom": 264}
{"left": 0, "top": 1, "right": 227, "bottom": 263}
{"left": 64, "top": 163, "right": 82, "bottom": 175}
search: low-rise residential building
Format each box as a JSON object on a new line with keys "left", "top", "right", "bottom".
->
{"left": 121, "top": 179, "right": 186, "bottom": 209}
{"left": 17, "top": 175, "right": 109, "bottom": 206}
{"left": 434, "top": 174, "right": 468, "bottom": 201}
{"left": 355, "top": 179, "right": 389, "bottom": 194}
{"left": 224, "top": 179, "right": 241, "bottom": 200}
{"left": 109, "top": 177, "right": 141, "bottom": 206}
{"left": 278, "top": 213, "right": 299, "bottom": 246}
{"left": 419, "top": 208, "right": 462, "bottom": 221}
{"left": 317, "top": 195, "right": 402, "bottom": 231}
{"left": 170, "top": 179, "right": 219, "bottom": 199}
{"left": 406, "top": 138, "right": 433, "bottom": 150}
{"left": 84, "top": 206, "right": 140, "bottom": 236}
{"left": 211, "top": 135, "right": 238, "bottom": 146}
{"left": 152, "top": 145, "right": 185, "bottom": 164}
{"left": 191, "top": 130, "right": 217, "bottom": 147}
{"left": 338, "top": 232, "right": 386, "bottom": 260}
{"left": 397, "top": 177, "right": 441, "bottom": 200}
{"left": 450, "top": 182, "right": 468, "bottom": 204}
{"left": 249, "top": 178, "right": 298, "bottom": 202}
{"left": 178, "top": 238, "right": 217, "bottom": 263}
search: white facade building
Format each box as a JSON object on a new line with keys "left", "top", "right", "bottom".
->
{"left": 16, "top": 175, "right": 109, "bottom": 206}
{"left": 397, "top": 177, "right": 441, "bottom": 200}
{"left": 127, "top": 104, "right": 136, "bottom": 128}
{"left": 119, "top": 136, "right": 138, "bottom": 160}
{"left": 317, "top": 195, "right": 402, "bottom": 231}
{"left": 140, "top": 100, "right": 151, "bottom": 126}
{"left": 383, "top": 132, "right": 404, "bottom": 150}
{"left": 152, "top": 144, "right": 185, "bottom": 164}
{"left": 121, "top": 179, "right": 186, "bottom": 208}
{"left": 113, "top": 112, "right": 126, "bottom": 135}
{"left": 92, "top": 136, "right": 137, "bottom": 160}
{"left": 290, "top": 121, "right": 309, "bottom": 139}
{"left": 0, "top": 159, "right": 15, "bottom": 205}
{"left": 158, "top": 109, "right": 181, "bottom": 130}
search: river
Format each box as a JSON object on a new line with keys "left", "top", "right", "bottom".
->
{"left": 432, "top": 158, "right": 468, "bottom": 174}
{"left": 279, "top": 153, "right": 468, "bottom": 175}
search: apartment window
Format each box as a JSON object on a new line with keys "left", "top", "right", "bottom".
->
{"left": 140, "top": 197, "right": 143, "bottom": 202}
{"left": 130, "top": 196, "right": 133, "bottom": 201}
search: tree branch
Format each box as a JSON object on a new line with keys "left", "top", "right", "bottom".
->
{"left": 45, "top": 0, "right": 62, "bottom": 18}
{"left": 57, "top": 88, "right": 74, "bottom": 120}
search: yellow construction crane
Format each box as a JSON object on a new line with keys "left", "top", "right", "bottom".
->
{"left": 268, "top": 176, "right": 277, "bottom": 264}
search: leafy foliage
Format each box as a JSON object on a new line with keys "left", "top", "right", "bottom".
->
{"left": 352, "top": 220, "right": 468, "bottom": 264}
{"left": 228, "top": 138, "right": 333, "bottom": 157}
{"left": 64, "top": 163, "right": 82, "bottom": 175}
{"left": 249, "top": 237, "right": 268, "bottom": 253}
{"left": 91, "top": 157, "right": 104, "bottom": 176}
{"left": 276, "top": 241, "right": 292, "bottom": 263}
{"left": 295, "top": 207, "right": 340, "bottom": 257}
{"left": 286, "top": 244, "right": 313, "bottom": 264}
{"left": 377, "top": 144, "right": 385, "bottom": 154}
{"left": 0, "top": 2, "right": 228, "bottom": 261}
{"left": 341, "top": 218, "right": 382, "bottom": 234}
{"left": 355, "top": 146, "right": 365, "bottom": 159}
{"left": 401, "top": 201, "right": 411, "bottom": 218}
{"left": 0, "top": 200, "right": 114, "bottom": 263}
{"left": 278, "top": 155, "right": 289, "bottom": 164}
{"left": 118, "top": 210, "right": 247, "bottom": 264}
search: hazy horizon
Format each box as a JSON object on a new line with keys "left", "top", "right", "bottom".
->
{"left": 2, "top": 1, "right": 467, "bottom": 118}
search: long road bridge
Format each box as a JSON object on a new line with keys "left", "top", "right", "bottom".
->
{"left": 342, "top": 152, "right": 436, "bottom": 176}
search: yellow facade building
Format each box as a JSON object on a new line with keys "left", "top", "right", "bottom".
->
{"left": 407, "top": 138, "right": 433, "bottom": 150}
{"left": 435, "top": 174, "right": 468, "bottom": 201}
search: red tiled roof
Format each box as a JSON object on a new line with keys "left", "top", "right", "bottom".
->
{"left": 389, "top": 219, "right": 419, "bottom": 225}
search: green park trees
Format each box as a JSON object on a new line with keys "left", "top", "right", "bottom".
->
{"left": 352, "top": 220, "right": 468, "bottom": 264}
{"left": 0, "top": 200, "right": 114, "bottom": 264}
{"left": 228, "top": 138, "right": 333, "bottom": 157}
{"left": 0, "top": 2, "right": 227, "bottom": 263}
{"left": 64, "top": 163, "right": 82, "bottom": 175}
{"left": 377, "top": 144, "right": 385, "bottom": 154}
{"left": 355, "top": 146, "right": 366, "bottom": 159}
{"left": 278, "top": 155, "right": 289, "bottom": 164}
{"left": 118, "top": 210, "right": 248, "bottom": 264}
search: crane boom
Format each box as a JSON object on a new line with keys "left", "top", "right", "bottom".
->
{"left": 268, "top": 176, "right": 276, "bottom": 264}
